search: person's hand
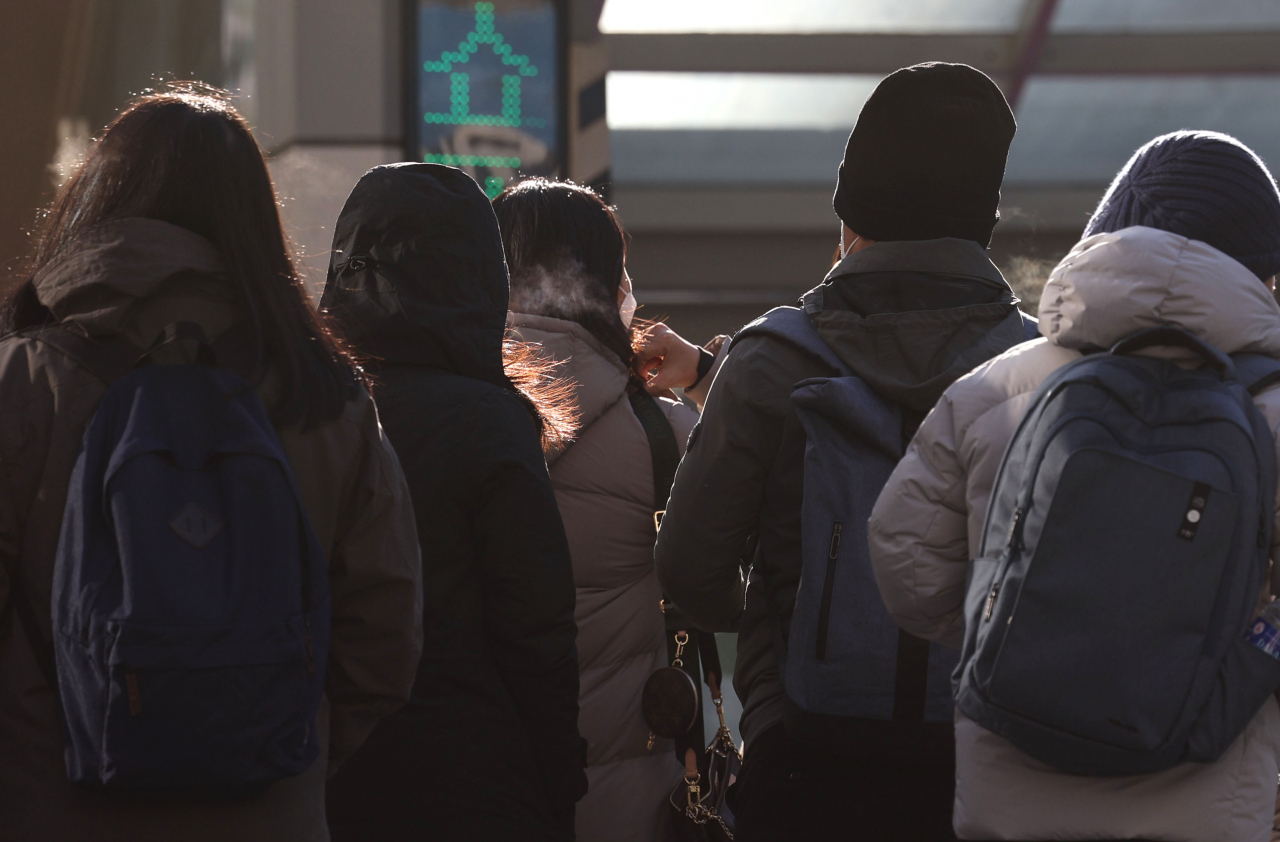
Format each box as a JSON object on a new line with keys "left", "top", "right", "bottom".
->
{"left": 635, "top": 323, "right": 703, "bottom": 393}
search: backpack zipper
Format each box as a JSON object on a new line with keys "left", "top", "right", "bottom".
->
{"left": 984, "top": 507, "right": 1025, "bottom": 622}
{"left": 814, "top": 522, "right": 842, "bottom": 661}
{"left": 305, "top": 619, "right": 316, "bottom": 675}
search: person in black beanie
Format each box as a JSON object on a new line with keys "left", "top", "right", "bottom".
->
{"left": 833, "top": 61, "right": 1015, "bottom": 246}
{"left": 654, "top": 62, "right": 1036, "bottom": 841}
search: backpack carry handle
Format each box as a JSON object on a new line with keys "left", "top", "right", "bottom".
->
{"left": 141, "top": 321, "right": 218, "bottom": 368}
{"left": 1110, "top": 326, "right": 1236, "bottom": 381}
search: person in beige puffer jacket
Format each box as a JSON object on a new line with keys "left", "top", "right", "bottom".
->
{"left": 869, "top": 132, "right": 1280, "bottom": 841}
{"left": 496, "top": 178, "right": 728, "bottom": 842}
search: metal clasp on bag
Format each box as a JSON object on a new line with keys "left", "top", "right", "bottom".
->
{"left": 671, "top": 631, "right": 689, "bottom": 668}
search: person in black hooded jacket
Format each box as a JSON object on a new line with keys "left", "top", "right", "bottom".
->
{"left": 321, "top": 163, "right": 588, "bottom": 841}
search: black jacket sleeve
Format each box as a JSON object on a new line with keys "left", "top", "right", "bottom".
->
{"left": 461, "top": 391, "right": 588, "bottom": 812}
{"left": 654, "top": 335, "right": 797, "bottom": 631}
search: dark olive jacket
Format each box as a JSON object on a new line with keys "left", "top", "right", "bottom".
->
{"left": 0, "top": 218, "right": 423, "bottom": 842}
{"left": 321, "top": 164, "right": 588, "bottom": 842}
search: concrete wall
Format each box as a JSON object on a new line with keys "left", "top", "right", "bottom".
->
{"left": 255, "top": 0, "right": 408, "bottom": 296}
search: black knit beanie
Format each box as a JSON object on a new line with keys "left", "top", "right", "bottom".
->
{"left": 1083, "top": 131, "right": 1280, "bottom": 281}
{"left": 833, "top": 62, "right": 1016, "bottom": 247}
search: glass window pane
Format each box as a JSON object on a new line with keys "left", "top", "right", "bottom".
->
{"left": 1006, "top": 77, "right": 1280, "bottom": 183}
{"left": 600, "top": 0, "right": 1023, "bottom": 34}
{"left": 607, "top": 72, "right": 879, "bottom": 130}
{"left": 611, "top": 129, "right": 848, "bottom": 184}
{"left": 1053, "top": 0, "right": 1280, "bottom": 32}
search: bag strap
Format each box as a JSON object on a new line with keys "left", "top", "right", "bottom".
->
{"left": 1111, "top": 326, "right": 1235, "bottom": 380}
{"left": 26, "top": 325, "right": 141, "bottom": 384}
{"left": 1020, "top": 311, "right": 1041, "bottom": 342}
{"left": 893, "top": 630, "right": 931, "bottom": 722}
{"left": 4, "top": 327, "right": 136, "bottom": 693}
{"left": 8, "top": 572, "right": 59, "bottom": 691}
{"left": 1232, "top": 353, "right": 1280, "bottom": 397}
{"left": 628, "top": 387, "right": 681, "bottom": 522}
{"left": 26, "top": 321, "right": 259, "bottom": 385}
{"left": 732, "top": 306, "right": 851, "bottom": 377}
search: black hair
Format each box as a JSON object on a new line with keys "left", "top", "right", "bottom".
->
{"left": 491, "top": 178, "right": 637, "bottom": 370}
{"left": 0, "top": 83, "right": 360, "bottom": 428}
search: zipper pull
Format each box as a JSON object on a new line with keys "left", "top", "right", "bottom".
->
{"left": 305, "top": 619, "right": 316, "bottom": 675}
{"left": 983, "top": 582, "right": 1001, "bottom": 622}
{"left": 829, "top": 522, "right": 843, "bottom": 560}
{"left": 1006, "top": 507, "right": 1025, "bottom": 550}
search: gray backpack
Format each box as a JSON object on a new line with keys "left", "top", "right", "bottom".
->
{"left": 956, "top": 326, "right": 1280, "bottom": 776}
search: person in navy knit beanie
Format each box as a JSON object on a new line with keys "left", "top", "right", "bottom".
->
{"left": 1084, "top": 130, "right": 1280, "bottom": 281}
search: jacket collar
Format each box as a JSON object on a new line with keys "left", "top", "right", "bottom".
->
{"left": 822, "top": 237, "right": 1007, "bottom": 289}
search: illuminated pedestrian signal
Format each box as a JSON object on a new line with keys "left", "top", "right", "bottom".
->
{"left": 413, "top": 1, "right": 563, "bottom": 197}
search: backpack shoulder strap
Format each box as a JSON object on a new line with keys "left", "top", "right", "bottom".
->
{"left": 733, "top": 307, "right": 850, "bottom": 376}
{"left": 24, "top": 322, "right": 264, "bottom": 389}
{"left": 1020, "top": 311, "right": 1041, "bottom": 342}
{"left": 628, "top": 387, "right": 681, "bottom": 517}
{"left": 1232, "top": 353, "right": 1280, "bottom": 397}
{"left": 22, "top": 325, "right": 140, "bottom": 385}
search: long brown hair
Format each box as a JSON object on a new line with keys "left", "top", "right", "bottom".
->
{"left": 0, "top": 83, "right": 360, "bottom": 428}
{"left": 502, "top": 339, "right": 579, "bottom": 454}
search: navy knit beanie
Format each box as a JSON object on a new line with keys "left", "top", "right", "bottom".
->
{"left": 1084, "top": 131, "right": 1280, "bottom": 280}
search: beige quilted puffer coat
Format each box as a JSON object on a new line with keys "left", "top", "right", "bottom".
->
{"left": 507, "top": 312, "right": 717, "bottom": 842}
{"left": 869, "top": 226, "right": 1280, "bottom": 841}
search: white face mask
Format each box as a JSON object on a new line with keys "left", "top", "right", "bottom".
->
{"left": 619, "top": 273, "right": 637, "bottom": 329}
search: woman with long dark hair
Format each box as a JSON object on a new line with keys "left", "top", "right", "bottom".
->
{"left": 494, "top": 178, "right": 728, "bottom": 842}
{"left": 320, "top": 163, "right": 588, "bottom": 841}
{"left": 0, "top": 86, "right": 423, "bottom": 841}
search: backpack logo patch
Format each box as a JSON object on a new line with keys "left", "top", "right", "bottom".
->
{"left": 170, "top": 503, "right": 224, "bottom": 549}
{"left": 1178, "top": 483, "right": 1212, "bottom": 541}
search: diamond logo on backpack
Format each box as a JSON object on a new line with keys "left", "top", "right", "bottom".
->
{"left": 170, "top": 503, "right": 223, "bottom": 549}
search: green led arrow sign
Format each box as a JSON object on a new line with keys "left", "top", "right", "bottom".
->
{"left": 422, "top": 2, "right": 541, "bottom": 129}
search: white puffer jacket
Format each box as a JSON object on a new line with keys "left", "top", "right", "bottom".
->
{"left": 868, "top": 226, "right": 1280, "bottom": 841}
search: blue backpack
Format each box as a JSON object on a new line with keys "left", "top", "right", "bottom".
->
{"left": 734, "top": 307, "right": 963, "bottom": 739}
{"left": 36, "top": 323, "right": 330, "bottom": 796}
{"left": 956, "top": 326, "right": 1280, "bottom": 776}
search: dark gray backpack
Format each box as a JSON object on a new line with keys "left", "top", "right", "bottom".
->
{"left": 735, "top": 307, "right": 958, "bottom": 741}
{"left": 956, "top": 325, "right": 1280, "bottom": 776}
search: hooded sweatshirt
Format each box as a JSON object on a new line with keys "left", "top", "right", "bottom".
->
{"left": 0, "top": 217, "right": 423, "bottom": 842}
{"left": 654, "top": 237, "right": 1034, "bottom": 753}
{"left": 320, "top": 164, "right": 588, "bottom": 842}
{"left": 868, "top": 226, "right": 1280, "bottom": 840}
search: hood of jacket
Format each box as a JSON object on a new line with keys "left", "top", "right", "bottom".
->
{"left": 505, "top": 311, "right": 629, "bottom": 467}
{"left": 1039, "top": 225, "right": 1280, "bottom": 358}
{"left": 31, "top": 217, "right": 230, "bottom": 338}
{"left": 800, "top": 237, "right": 1027, "bottom": 413}
{"left": 321, "top": 163, "right": 510, "bottom": 385}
